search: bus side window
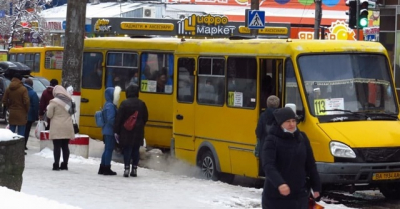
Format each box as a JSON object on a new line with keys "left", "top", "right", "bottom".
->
{"left": 177, "top": 58, "right": 195, "bottom": 103}
{"left": 140, "top": 53, "right": 173, "bottom": 94}
{"left": 82, "top": 52, "right": 103, "bottom": 89}
{"left": 285, "top": 58, "right": 303, "bottom": 113}
{"left": 227, "top": 57, "right": 257, "bottom": 108}
{"left": 198, "top": 57, "right": 225, "bottom": 106}
{"left": 106, "top": 52, "right": 138, "bottom": 91}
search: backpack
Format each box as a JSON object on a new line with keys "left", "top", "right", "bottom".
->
{"left": 95, "top": 108, "right": 106, "bottom": 127}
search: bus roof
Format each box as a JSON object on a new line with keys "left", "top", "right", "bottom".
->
{"left": 174, "top": 39, "right": 387, "bottom": 56}
{"left": 9, "top": 46, "right": 63, "bottom": 53}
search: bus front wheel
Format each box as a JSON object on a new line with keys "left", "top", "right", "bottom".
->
{"left": 199, "top": 151, "right": 219, "bottom": 181}
{"left": 379, "top": 183, "right": 400, "bottom": 200}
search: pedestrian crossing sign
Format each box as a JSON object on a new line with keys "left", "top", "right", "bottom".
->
{"left": 245, "top": 9, "right": 265, "bottom": 29}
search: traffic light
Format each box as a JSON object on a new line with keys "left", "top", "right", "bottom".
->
{"left": 359, "top": 0, "right": 369, "bottom": 28}
{"left": 346, "top": 0, "right": 357, "bottom": 29}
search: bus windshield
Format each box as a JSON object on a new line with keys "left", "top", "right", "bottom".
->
{"left": 298, "top": 54, "right": 398, "bottom": 119}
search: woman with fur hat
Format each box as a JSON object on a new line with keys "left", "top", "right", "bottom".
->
{"left": 261, "top": 107, "right": 321, "bottom": 209}
{"left": 46, "top": 85, "right": 75, "bottom": 171}
{"left": 98, "top": 86, "right": 121, "bottom": 175}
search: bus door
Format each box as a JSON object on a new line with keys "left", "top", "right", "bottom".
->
{"left": 80, "top": 51, "right": 104, "bottom": 140}
{"left": 257, "top": 58, "right": 283, "bottom": 176}
{"left": 173, "top": 57, "right": 196, "bottom": 152}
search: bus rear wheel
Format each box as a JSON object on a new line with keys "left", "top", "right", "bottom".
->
{"left": 379, "top": 183, "right": 400, "bottom": 200}
{"left": 199, "top": 151, "right": 218, "bottom": 181}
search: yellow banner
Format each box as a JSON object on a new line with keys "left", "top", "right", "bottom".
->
{"left": 238, "top": 26, "right": 288, "bottom": 35}
{"left": 120, "top": 22, "right": 174, "bottom": 31}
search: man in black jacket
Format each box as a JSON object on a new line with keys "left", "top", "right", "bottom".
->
{"left": 261, "top": 107, "right": 321, "bottom": 209}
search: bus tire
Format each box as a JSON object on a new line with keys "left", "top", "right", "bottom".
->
{"left": 379, "top": 183, "right": 400, "bottom": 200}
{"left": 199, "top": 151, "right": 219, "bottom": 181}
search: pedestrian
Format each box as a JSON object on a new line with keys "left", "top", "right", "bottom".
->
{"left": 39, "top": 79, "right": 58, "bottom": 130}
{"left": 255, "top": 95, "right": 280, "bottom": 176}
{"left": 114, "top": 85, "right": 148, "bottom": 177}
{"left": 1, "top": 73, "right": 30, "bottom": 137}
{"left": 98, "top": 86, "right": 121, "bottom": 175}
{"left": 46, "top": 85, "right": 75, "bottom": 171}
{"left": 261, "top": 107, "right": 321, "bottom": 209}
{"left": 23, "top": 78, "right": 39, "bottom": 152}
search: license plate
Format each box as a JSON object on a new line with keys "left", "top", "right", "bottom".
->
{"left": 372, "top": 172, "right": 400, "bottom": 180}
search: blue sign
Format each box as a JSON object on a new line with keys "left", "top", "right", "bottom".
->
{"left": 62, "top": 20, "right": 66, "bottom": 30}
{"left": 365, "top": 34, "right": 376, "bottom": 41}
{"left": 246, "top": 10, "right": 265, "bottom": 29}
{"left": 0, "top": 10, "right": 5, "bottom": 18}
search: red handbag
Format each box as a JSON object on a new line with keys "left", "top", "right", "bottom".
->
{"left": 124, "top": 111, "right": 138, "bottom": 131}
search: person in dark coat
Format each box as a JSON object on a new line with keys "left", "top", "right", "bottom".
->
{"left": 98, "top": 86, "right": 121, "bottom": 176}
{"left": 114, "top": 84, "right": 148, "bottom": 177}
{"left": 261, "top": 107, "right": 321, "bottom": 209}
{"left": 39, "top": 79, "right": 58, "bottom": 129}
{"left": 255, "top": 95, "right": 280, "bottom": 176}
{"left": 2, "top": 73, "right": 30, "bottom": 136}
{"left": 23, "top": 78, "right": 39, "bottom": 151}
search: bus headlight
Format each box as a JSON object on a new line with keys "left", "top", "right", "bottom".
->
{"left": 330, "top": 141, "right": 356, "bottom": 158}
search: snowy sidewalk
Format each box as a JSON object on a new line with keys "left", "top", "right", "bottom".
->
{"left": 1, "top": 127, "right": 351, "bottom": 209}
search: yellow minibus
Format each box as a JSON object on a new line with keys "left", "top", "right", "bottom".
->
{"left": 171, "top": 38, "right": 400, "bottom": 198}
{"left": 8, "top": 46, "right": 64, "bottom": 81}
{"left": 81, "top": 37, "right": 181, "bottom": 148}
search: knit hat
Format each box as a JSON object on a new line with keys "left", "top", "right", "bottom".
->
{"left": 273, "top": 107, "right": 296, "bottom": 126}
{"left": 13, "top": 73, "right": 23, "bottom": 81}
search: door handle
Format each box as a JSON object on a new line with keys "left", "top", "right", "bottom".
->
{"left": 176, "top": 114, "right": 184, "bottom": 120}
{"left": 81, "top": 98, "right": 89, "bottom": 103}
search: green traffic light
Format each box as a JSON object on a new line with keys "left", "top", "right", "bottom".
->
{"left": 359, "top": 17, "right": 368, "bottom": 27}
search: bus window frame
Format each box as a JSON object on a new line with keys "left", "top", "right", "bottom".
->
{"left": 82, "top": 51, "right": 104, "bottom": 90}
{"left": 105, "top": 51, "right": 139, "bottom": 91}
{"left": 197, "top": 56, "right": 225, "bottom": 107}
{"left": 44, "top": 50, "right": 64, "bottom": 70}
{"left": 140, "top": 52, "right": 174, "bottom": 95}
{"left": 226, "top": 56, "right": 257, "bottom": 109}
{"left": 177, "top": 57, "right": 196, "bottom": 104}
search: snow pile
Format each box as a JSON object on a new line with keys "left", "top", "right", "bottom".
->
{"left": 0, "top": 129, "right": 22, "bottom": 142}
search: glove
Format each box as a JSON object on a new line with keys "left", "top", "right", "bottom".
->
{"left": 114, "top": 133, "right": 119, "bottom": 144}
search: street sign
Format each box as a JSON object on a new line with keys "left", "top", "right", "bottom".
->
{"left": 245, "top": 9, "right": 265, "bottom": 29}
{"left": 0, "top": 10, "right": 5, "bottom": 18}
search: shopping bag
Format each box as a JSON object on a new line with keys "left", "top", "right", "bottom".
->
{"left": 35, "top": 120, "right": 47, "bottom": 139}
{"left": 309, "top": 197, "right": 324, "bottom": 209}
{"left": 5, "top": 124, "right": 9, "bottom": 129}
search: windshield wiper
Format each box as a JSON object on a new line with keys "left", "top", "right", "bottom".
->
{"left": 361, "top": 111, "right": 399, "bottom": 120}
{"left": 320, "top": 109, "right": 369, "bottom": 120}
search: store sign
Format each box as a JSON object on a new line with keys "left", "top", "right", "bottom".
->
{"left": 177, "top": 14, "right": 235, "bottom": 36}
{"left": 238, "top": 26, "right": 288, "bottom": 35}
{"left": 44, "top": 21, "right": 63, "bottom": 31}
{"left": 94, "top": 19, "right": 112, "bottom": 32}
{"left": 121, "top": 22, "right": 174, "bottom": 31}
{"left": 298, "top": 20, "right": 356, "bottom": 41}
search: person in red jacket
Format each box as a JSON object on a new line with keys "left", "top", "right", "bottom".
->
{"left": 39, "top": 79, "right": 58, "bottom": 129}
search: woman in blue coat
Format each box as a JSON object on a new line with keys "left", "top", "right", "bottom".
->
{"left": 98, "top": 86, "right": 121, "bottom": 175}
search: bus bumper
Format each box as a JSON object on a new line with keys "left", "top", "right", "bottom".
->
{"left": 317, "top": 162, "right": 400, "bottom": 184}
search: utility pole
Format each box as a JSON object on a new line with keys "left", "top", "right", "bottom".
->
{"left": 62, "top": 0, "right": 86, "bottom": 125}
{"left": 356, "top": 0, "right": 360, "bottom": 40}
{"left": 251, "top": 0, "right": 259, "bottom": 37}
{"left": 314, "top": 0, "right": 322, "bottom": 39}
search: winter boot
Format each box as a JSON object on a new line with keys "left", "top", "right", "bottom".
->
{"left": 130, "top": 166, "right": 137, "bottom": 177}
{"left": 98, "top": 164, "right": 105, "bottom": 175}
{"left": 103, "top": 165, "right": 117, "bottom": 175}
{"left": 60, "top": 162, "right": 68, "bottom": 170}
{"left": 52, "top": 163, "right": 60, "bottom": 171}
{"left": 123, "top": 166, "right": 130, "bottom": 177}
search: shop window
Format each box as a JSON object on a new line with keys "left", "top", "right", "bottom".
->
{"left": 227, "top": 57, "right": 257, "bottom": 108}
